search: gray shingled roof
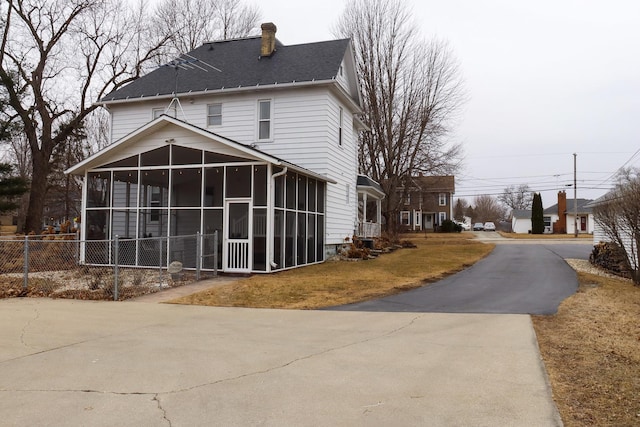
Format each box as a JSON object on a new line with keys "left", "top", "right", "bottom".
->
{"left": 544, "top": 198, "right": 594, "bottom": 215}
{"left": 357, "top": 175, "right": 384, "bottom": 193}
{"left": 102, "top": 37, "right": 351, "bottom": 102}
{"left": 512, "top": 209, "right": 531, "bottom": 219}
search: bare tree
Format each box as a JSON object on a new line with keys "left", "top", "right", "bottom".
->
{"left": 334, "top": 0, "right": 466, "bottom": 233}
{"left": 152, "top": 0, "right": 261, "bottom": 59}
{"left": 214, "top": 0, "right": 261, "bottom": 40}
{"left": 0, "top": 0, "right": 171, "bottom": 233}
{"left": 473, "top": 194, "right": 506, "bottom": 224}
{"left": 499, "top": 184, "right": 533, "bottom": 211}
{"left": 592, "top": 168, "right": 640, "bottom": 284}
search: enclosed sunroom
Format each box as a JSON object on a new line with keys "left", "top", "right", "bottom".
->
{"left": 67, "top": 116, "right": 332, "bottom": 274}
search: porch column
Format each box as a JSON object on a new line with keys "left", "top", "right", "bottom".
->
{"left": 362, "top": 193, "right": 368, "bottom": 223}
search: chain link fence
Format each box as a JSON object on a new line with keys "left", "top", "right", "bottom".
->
{"left": 0, "top": 232, "right": 219, "bottom": 301}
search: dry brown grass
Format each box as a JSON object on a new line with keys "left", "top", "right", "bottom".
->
{"left": 498, "top": 231, "right": 592, "bottom": 239}
{"left": 533, "top": 273, "right": 640, "bottom": 426}
{"left": 171, "top": 233, "right": 493, "bottom": 309}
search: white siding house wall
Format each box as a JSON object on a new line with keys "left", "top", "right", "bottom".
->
{"left": 106, "top": 86, "right": 359, "bottom": 247}
{"left": 593, "top": 220, "right": 637, "bottom": 266}
{"left": 512, "top": 218, "right": 532, "bottom": 234}
{"left": 565, "top": 214, "right": 595, "bottom": 234}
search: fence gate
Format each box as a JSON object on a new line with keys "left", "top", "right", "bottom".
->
{"left": 224, "top": 201, "right": 251, "bottom": 272}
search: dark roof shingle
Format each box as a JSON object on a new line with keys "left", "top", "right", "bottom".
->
{"left": 102, "top": 37, "right": 350, "bottom": 102}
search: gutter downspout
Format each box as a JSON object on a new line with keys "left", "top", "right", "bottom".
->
{"left": 269, "top": 166, "right": 288, "bottom": 269}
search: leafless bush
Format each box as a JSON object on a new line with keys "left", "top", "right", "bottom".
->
{"left": 592, "top": 168, "right": 640, "bottom": 285}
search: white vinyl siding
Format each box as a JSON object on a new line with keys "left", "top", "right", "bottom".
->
{"left": 106, "top": 87, "right": 359, "bottom": 246}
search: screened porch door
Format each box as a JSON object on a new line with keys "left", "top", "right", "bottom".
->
{"left": 224, "top": 201, "right": 252, "bottom": 273}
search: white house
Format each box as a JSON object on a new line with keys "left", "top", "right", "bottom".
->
{"left": 511, "top": 209, "right": 532, "bottom": 234}
{"left": 544, "top": 191, "right": 594, "bottom": 234}
{"left": 67, "top": 23, "right": 383, "bottom": 273}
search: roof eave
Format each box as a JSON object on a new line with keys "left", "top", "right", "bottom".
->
{"left": 99, "top": 79, "right": 340, "bottom": 106}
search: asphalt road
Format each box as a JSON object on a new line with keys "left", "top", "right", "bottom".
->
{"left": 330, "top": 242, "right": 593, "bottom": 315}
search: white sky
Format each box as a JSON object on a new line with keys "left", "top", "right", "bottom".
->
{"left": 256, "top": 0, "right": 640, "bottom": 208}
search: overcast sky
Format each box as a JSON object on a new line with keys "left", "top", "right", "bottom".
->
{"left": 256, "top": 0, "right": 640, "bottom": 208}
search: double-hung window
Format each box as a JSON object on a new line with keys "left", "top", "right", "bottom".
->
{"left": 207, "top": 103, "right": 222, "bottom": 126}
{"left": 439, "top": 193, "right": 447, "bottom": 206}
{"left": 258, "top": 100, "right": 271, "bottom": 140}
{"left": 400, "top": 211, "right": 410, "bottom": 226}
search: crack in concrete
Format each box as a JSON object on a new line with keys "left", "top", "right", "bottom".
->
{"left": 0, "top": 389, "right": 172, "bottom": 426}
{"left": 1, "top": 313, "right": 425, "bottom": 427}
{"left": 1, "top": 314, "right": 425, "bottom": 398}
{"left": 154, "top": 394, "right": 172, "bottom": 427}
{"left": 1, "top": 323, "right": 171, "bottom": 365}
{"left": 19, "top": 307, "right": 39, "bottom": 349}
{"left": 164, "top": 314, "right": 426, "bottom": 395}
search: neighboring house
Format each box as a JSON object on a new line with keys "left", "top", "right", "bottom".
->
{"left": 67, "top": 23, "right": 384, "bottom": 273}
{"left": 398, "top": 175, "right": 455, "bottom": 231}
{"left": 511, "top": 209, "right": 532, "bottom": 234}
{"left": 510, "top": 191, "right": 594, "bottom": 234}
{"left": 588, "top": 195, "right": 637, "bottom": 264}
{"left": 511, "top": 209, "right": 555, "bottom": 234}
{"left": 545, "top": 191, "right": 594, "bottom": 234}
{"left": 357, "top": 175, "right": 385, "bottom": 238}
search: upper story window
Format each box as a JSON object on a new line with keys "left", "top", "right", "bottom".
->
{"left": 207, "top": 103, "right": 222, "bottom": 126}
{"left": 152, "top": 108, "right": 164, "bottom": 120}
{"left": 405, "top": 193, "right": 411, "bottom": 205}
{"left": 338, "top": 107, "right": 343, "bottom": 146}
{"left": 153, "top": 106, "right": 176, "bottom": 118}
{"left": 258, "top": 99, "right": 271, "bottom": 140}
{"left": 439, "top": 193, "right": 447, "bottom": 206}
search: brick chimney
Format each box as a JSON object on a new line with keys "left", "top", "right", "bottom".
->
{"left": 260, "top": 23, "right": 277, "bottom": 57}
{"left": 557, "top": 191, "right": 566, "bottom": 218}
{"left": 554, "top": 191, "right": 567, "bottom": 234}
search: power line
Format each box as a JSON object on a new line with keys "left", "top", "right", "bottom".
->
{"left": 596, "top": 147, "right": 640, "bottom": 187}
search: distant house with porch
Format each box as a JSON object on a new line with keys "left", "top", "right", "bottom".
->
{"left": 397, "top": 175, "right": 455, "bottom": 231}
{"left": 66, "top": 23, "right": 384, "bottom": 273}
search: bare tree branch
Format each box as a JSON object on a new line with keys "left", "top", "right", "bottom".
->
{"left": 0, "top": 0, "right": 172, "bottom": 232}
{"left": 334, "top": 0, "right": 466, "bottom": 233}
{"left": 593, "top": 168, "right": 640, "bottom": 284}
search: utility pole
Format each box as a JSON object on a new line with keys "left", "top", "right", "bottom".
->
{"left": 573, "top": 153, "right": 578, "bottom": 238}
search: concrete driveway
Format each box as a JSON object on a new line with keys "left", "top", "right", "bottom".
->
{"left": 332, "top": 239, "right": 592, "bottom": 315}
{"left": 0, "top": 298, "right": 561, "bottom": 426}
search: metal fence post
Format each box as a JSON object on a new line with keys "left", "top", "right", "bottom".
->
{"left": 113, "top": 235, "right": 119, "bottom": 301}
{"left": 159, "top": 236, "right": 163, "bottom": 285}
{"left": 23, "top": 235, "right": 29, "bottom": 291}
{"left": 196, "top": 231, "right": 202, "bottom": 281}
{"left": 213, "top": 230, "right": 218, "bottom": 277}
